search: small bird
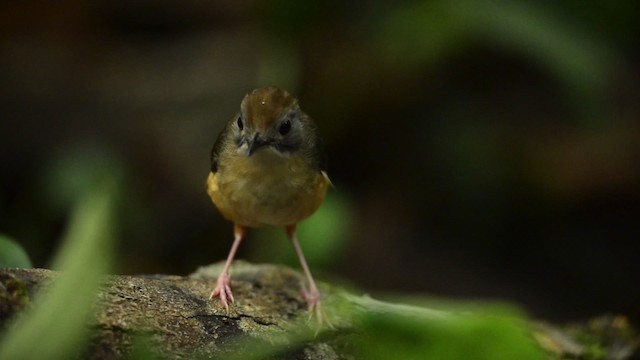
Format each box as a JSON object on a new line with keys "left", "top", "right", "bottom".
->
{"left": 206, "top": 86, "right": 331, "bottom": 321}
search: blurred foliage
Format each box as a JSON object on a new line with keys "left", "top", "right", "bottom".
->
{"left": 376, "top": 0, "right": 613, "bottom": 91}
{"left": 42, "top": 144, "right": 124, "bottom": 214}
{"left": 355, "top": 309, "right": 544, "bottom": 360}
{"left": 0, "top": 234, "right": 32, "bottom": 268}
{"left": 0, "top": 176, "right": 119, "bottom": 359}
{"left": 223, "top": 288, "right": 546, "bottom": 359}
{"left": 251, "top": 192, "right": 354, "bottom": 268}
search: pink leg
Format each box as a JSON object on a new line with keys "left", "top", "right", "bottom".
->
{"left": 209, "top": 224, "right": 245, "bottom": 311}
{"left": 286, "top": 225, "right": 324, "bottom": 322}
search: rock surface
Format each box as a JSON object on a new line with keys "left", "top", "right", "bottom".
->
{"left": 1, "top": 262, "right": 638, "bottom": 359}
{"left": 0, "top": 262, "right": 354, "bottom": 359}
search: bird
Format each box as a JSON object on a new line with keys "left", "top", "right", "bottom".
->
{"left": 206, "top": 86, "right": 331, "bottom": 321}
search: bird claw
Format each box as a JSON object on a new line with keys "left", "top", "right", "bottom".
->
{"left": 302, "top": 287, "right": 334, "bottom": 331}
{"left": 302, "top": 287, "right": 321, "bottom": 309}
{"left": 209, "top": 273, "right": 234, "bottom": 312}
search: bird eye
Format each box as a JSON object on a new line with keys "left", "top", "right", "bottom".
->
{"left": 279, "top": 120, "right": 291, "bottom": 135}
{"left": 237, "top": 116, "right": 243, "bottom": 130}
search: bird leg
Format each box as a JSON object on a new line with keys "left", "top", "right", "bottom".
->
{"left": 285, "top": 225, "right": 327, "bottom": 325}
{"left": 209, "top": 224, "right": 245, "bottom": 312}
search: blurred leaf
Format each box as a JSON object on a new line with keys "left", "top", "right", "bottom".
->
{"left": 251, "top": 192, "right": 354, "bottom": 268}
{"left": 355, "top": 306, "right": 545, "bottom": 360}
{"left": 375, "top": 0, "right": 469, "bottom": 68}
{"left": 43, "top": 144, "right": 124, "bottom": 214}
{"left": 375, "top": 0, "right": 613, "bottom": 106}
{"left": 296, "top": 192, "right": 353, "bottom": 266}
{"left": 0, "top": 178, "right": 117, "bottom": 360}
{"left": 471, "top": 0, "right": 612, "bottom": 92}
{"left": 0, "top": 234, "right": 32, "bottom": 268}
{"left": 218, "top": 291, "right": 546, "bottom": 360}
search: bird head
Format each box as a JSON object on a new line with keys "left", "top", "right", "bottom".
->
{"left": 234, "top": 87, "right": 306, "bottom": 156}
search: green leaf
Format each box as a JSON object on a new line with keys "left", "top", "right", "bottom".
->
{"left": 355, "top": 306, "right": 545, "bottom": 360}
{"left": 0, "top": 178, "right": 117, "bottom": 360}
{"left": 251, "top": 192, "right": 354, "bottom": 268}
{"left": 375, "top": 0, "right": 613, "bottom": 102}
{"left": 0, "top": 235, "right": 32, "bottom": 268}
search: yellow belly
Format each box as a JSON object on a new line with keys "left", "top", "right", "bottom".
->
{"left": 207, "top": 151, "right": 329, "bottom": 227}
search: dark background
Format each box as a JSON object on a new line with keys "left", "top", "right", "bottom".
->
{"left": 1, "top": 0, "right": 639, "bottom": 322}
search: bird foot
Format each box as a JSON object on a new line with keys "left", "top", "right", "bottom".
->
{"left": 302, "top": 287, "right": 333, "bottom": 330}
{"left": 302, "top": 287, "right": 321, "bottom": 309}
{"left": 209, "top": 272, "right": 234, "bottom": 312}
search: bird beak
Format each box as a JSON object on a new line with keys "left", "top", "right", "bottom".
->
{"left": 248, "top": 133, "right": 269, "bottom": 156}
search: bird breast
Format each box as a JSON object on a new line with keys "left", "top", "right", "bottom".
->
{"left": 207, "top": 149, "right": 329, "bottom": 227}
